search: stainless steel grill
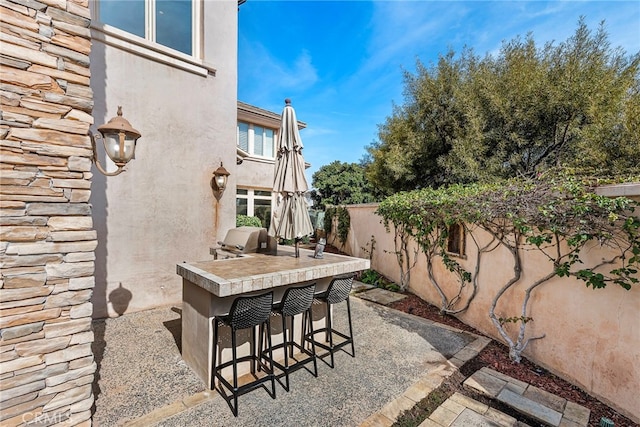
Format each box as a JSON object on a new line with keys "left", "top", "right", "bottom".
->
{"left": 211, "top": 226, "right": 276, "bottom": 259}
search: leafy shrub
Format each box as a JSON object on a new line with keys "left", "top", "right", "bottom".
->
{"left": 236, "top": 215, "right": 262, "bottom": 228}
{"left": 359, "top": 269, "right": 381, "bottom": 285}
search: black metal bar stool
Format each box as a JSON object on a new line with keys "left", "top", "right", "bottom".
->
{"left": 261, "top": 283, "right": 318, "bottom": 391}
{"left": 211, "top": 291, "right": 276, "bottom": 417}
{"left": 305, "top": 273, "right": 356, "bottom": 368}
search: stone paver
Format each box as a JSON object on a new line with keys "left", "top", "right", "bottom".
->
{"left": 464, "top": 369, "right": 508, "bottom": 397}
{"left": 563, "top": 401, "right": 591, "bottom": 425}
{"left": 423, "top": 394, "right": 519, "bottom": 427}
{"left": 450, "top": 392, "right": 489, "bottom": 414}
{"left": 441, "top": 397, "right": 467, "bottom": 416}
{"left": 357, "top": 287, "right": 407, "bottom": 305}
{"left": 497, "top": 388, "right": 563, "bottom": 426}
{"left": 452, "top": 408, "right": 503, "bottom": 427}
{"left": 481, "top": 367, "right": 529, "bottom": 392}
{"left": 464, "top": 367, "right": 590, "bottom": 427}
{"left": 485, "top": 407, "right": 518, "bottom": 427}
{"left": 379, "top": 395, "right": 417, "bottom": 421}
{"left": 559, "top": 418, "right": 584, "bottom": 427}
{"left": 524, "top": 385, "right": 567, "bottom": 413}
{"left": 430, "top": 405, "right": 459, "bottom": 426}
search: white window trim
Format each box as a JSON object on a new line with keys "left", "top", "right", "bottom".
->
{"left": 237, "top": 122, "right": 276, "bottom": 160}
{"left": 237, "top": 188, "right": 275, "bottom": 218}
{"left": 90, "top": 1, "right": 214, "bottom": 77}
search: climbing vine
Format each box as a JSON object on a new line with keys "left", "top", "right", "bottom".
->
{"left": 377, "top": 174, "right": 639, "bottom": 362}
{"left": 324, "top": 206, "right": 351, "bottom": 248}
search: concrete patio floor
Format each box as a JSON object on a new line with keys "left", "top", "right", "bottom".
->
{"left": 91, "top": 288, "right": 484, "bottom": 426}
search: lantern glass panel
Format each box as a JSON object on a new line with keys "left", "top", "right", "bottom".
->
{"left": 102, "top": 131, "right": 136, "bottom": 164}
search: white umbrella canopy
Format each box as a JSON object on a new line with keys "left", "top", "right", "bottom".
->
{"left": 268, "top": 99, "right": 314, "bottom": 257}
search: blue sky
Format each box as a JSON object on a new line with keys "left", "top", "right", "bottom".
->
{"left": 237, "top": 1, "right": 640, "bottom": 187}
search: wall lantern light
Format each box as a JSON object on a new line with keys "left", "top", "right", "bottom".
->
{"left": 91, "top": 106, "right": 142, "bottom": 176}
{"left": 211, "top": 162, "right": 230, "bottom": 198}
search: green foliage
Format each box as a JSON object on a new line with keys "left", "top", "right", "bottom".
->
{"left": 324, "top": 206, "right": 351, "bottom": 246}
{"left": 359, "top": 269, "right": 381, "bottom": 285}
{"left": 377, "top": 174, "right": 640, "bottom": 292}
{"left": 365, "top": 19, "right": 640, "bottom": 193}
{"left": 360, "top": 235, "right": 377, "bottom": 261}
{"left": 359, "top": 269, "right": 400, "bottom": 291}
{"left": 236, "top": 215, "right": 262, "bottom": 228}
{"left": 499, "top": 316, "right": 533, "bottom": 325}
{"left": 336, "top": 206, "right": 350, "bottom": 245}
{"left": 324, "top": 207, "right": 335, "bottom": 235}
{"left": 311, "top": 161, "right": 382, "bottom": 208}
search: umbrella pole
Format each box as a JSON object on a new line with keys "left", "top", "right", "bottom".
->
{"left": 295, "top": 238, "right": 300, "bottom": 258}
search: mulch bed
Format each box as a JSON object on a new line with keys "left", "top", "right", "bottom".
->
{"left": 389, "top": 293, "right": 639, "bottom": 427}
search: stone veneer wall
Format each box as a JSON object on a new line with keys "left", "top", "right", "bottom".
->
{"left": 1, "top": 0, "right": 95, "bottom": 425}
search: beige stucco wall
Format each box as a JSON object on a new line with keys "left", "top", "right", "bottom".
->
{"left": 236, "top": 157, "right": 275, "bottom": 190}
{"left": 332, "top": 201, "right": 640, "bottom": 423}
{"left": 88, "top": 1, "right": 238, "bottom": 318}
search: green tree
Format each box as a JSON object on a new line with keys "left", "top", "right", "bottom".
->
{"left": 311, "top": 161, "right": 381, "bottom": 208}
{"left": 366, "top": 19, "right": 640, "bottom": 193}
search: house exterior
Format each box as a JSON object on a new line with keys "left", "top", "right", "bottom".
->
{"left": 1, "top": 0, "right": 242, "bottom": 424}
{"left": 235, "top": 101, "right": 307, "bottom": 229}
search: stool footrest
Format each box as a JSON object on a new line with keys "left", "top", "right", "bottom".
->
{"left": 307, "top": 328, "right": 354, "bottom": 354}
{"left": 268, "top": 341, "right": 317, "bottom": 375}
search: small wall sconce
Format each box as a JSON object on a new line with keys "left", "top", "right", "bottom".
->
{"left": 91, "top": 106, "right": 142, "bottom": 176}
{"left": 211, "top": 162, "right": 230, "bottom": 198}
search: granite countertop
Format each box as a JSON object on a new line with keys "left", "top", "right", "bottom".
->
{"left": 177, "top": 246, "right": 370, "bottom": 297}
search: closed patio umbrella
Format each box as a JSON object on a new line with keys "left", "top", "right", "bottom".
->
{"left": 268, "top": 99, "right": 314, "bottom": 257}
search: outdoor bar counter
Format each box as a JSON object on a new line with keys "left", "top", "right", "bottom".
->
{"left": 176, "top": 246, "right": 370, "bottom": 388}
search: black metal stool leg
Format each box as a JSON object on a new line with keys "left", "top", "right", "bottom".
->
{"left": 325, "top": 300, "right": 335, "bottom": 368}
{"left": 306, "top": 308, "right": 318, "bottom": 377}
{"left": 211, "top": 320, "right": 219, "bottom": 390}
{"left": 265, "top": 318, "right": 276, "bottom": 399}
{"left": 289, "top": 317, "right": 295, "bottom": 358}
{"left": 346, "top": 297, "right": 355, "bottom": 357}
{"left": 231, "top": 328, "right": 238, "bottom": 417}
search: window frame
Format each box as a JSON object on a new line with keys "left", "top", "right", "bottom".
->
{"left": 237, "top": 121, "right": 276, "bottom": 160}
{"left": 236, "top": 188, "right": 275, "bottom": 228}
{"left": 446, "top": 223, "right": 466, "bottom": 258}
{"left": 91, "top": 0, "right": 213, "bottom": 77}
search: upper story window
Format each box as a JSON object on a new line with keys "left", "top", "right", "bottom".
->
{"left": 98, "top": 0, "right": 195, "bottom": 56}
{"left": 238, "top": 121, "right": 275, "bottom": 159}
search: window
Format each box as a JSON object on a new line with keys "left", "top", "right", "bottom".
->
{"left": 237, "top": 122, "right": 275, "bottom": 159}
{"left": 236, "top": 189, "right": 273, "bottom": 229}
{"left": 98, "top": 0, "right": 195, "bottom": 56}
{"left": 447, "top": 223, "right": 465, "bottom": 256}
{"left": 238, "top": 123, "right": 249, "bottom": 153}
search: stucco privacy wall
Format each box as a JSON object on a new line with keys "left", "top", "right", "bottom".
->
{"left": 331, "top": 202, "right": 640, "bottom": 423}
{"left": 1, "top": 0, "right": 95, "bottom": 425}
{"left": 89, "top": 1, "right": 238, "bottom": 318}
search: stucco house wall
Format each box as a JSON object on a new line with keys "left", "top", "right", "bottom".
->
{"left": 88, "top": 1, "right": 238, "bottom": 318}
{"left": 331, "top": 196, "right": 640, "bottom": 423}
